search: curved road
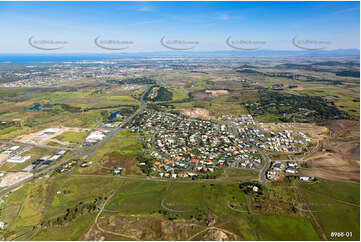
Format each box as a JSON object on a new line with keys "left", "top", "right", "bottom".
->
{"left": 257, "top": 147, "right": 271, "bottom": 184}
{"left": 229, "top": 121, "right": 270, "bottom": 185}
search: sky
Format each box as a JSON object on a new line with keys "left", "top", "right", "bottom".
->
{"left": 0, "top": 1, "right": 359, "bottom": 53}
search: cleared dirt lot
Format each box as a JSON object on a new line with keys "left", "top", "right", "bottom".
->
{"left": 182, "top": 108, "right": 211, "bottom": 120}
{"left": 16, "top": 127, "right": 89, "bottom": 145}
{"left": 0, "top": 172, "right": 32, "bottom": 187}
{"left": 301, "top": 120, "right": 360, "bottom": 183}
{"left": 86, "top": 214, "right": 207, "bottom": 241}
{"left": 191, "top": 89, "right": 240, "bottom": 101}
{"left": 260, "top": 122, "right": 328, "bottom": 141}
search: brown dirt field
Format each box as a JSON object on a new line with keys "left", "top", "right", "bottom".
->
{"left": 198, "top": 229, "right": 230, "bottom": 241}
{"left": 302, "top": 120, "right": 360, "bottom": 183}
{"left": 0, "top": 172, "right": 33, "bottom": 187}
{"left": 205, "top": 90, "right": 229, "bottom": 96}
{"left": 191, "top": 89, "right": 240, "bottom": 101}
{"left": 323, "top": 120, "right": 360, "bottom": 137}
{"left": 301, "top": 167, "right": 360, "bottom": 183}
{"left": 261, "top": 122, "right": 328, "bottom": 141}
{"left": 324, "top": 139, "right": 360, "bottom": 160}
{"left": 291, "top": 86, "right": 304, "bottom": 91}
{"left": 92, "top": 153, "right": 140, "bottom": 175}
{"left": 97, "top": 214, "right": 205, "bottom": 240}
{"left": 182, "top": 108, "right": 211, "bottom": 120}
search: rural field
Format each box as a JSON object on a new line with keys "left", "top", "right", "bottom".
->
{"left": 0, "top": 61, "right": 360, "bottom": 240}
{"left": 0, "top": 59, "right": 360, "bottom": 240}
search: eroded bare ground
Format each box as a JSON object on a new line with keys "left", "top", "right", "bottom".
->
{"left": 182, "top": 108, "right": 212, "bottom": 120}
{"left": 191, "top": 89, "right": 239, "bottom": 101}
{"left": 301, "top": 120, "right": 360, "bottom": 183}
{"left": 82, "top": 213, "right": 238, "bottom": 241}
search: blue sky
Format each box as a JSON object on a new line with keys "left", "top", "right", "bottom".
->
{"left": 0, "top": 1, "right": 359, "bottom": 53}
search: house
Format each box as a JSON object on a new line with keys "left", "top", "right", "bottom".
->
{"left": 287, "top": 161, "right": 297, "bottom": 168}
{"left": 113, "top": 168, "right": 122, "bottom": 175}
{"left": 80, "top": 161, "right": 92, "bottom": 167}
{"left": 187, "top": 172, "right": 197, "bottom": 177}
{"left": 272, "top": 163, "right": 282, "bottom": 171}
{"left": 299, "top": 176, "right": 311, "bottom": 181}
{"left": 285, "top": 167, "right": 297, "bottom": 174}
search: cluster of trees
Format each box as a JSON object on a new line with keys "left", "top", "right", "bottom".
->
{"left": 239, "top": 182, "right": 263, "bottom": 196}
{"left": 0, "top": 120, "right": 20, "bottom": 129}
{"left": 236, "top": 69, "right": 261, "bottom": 74}
{"left": 145, "top": 86, "right": 173, "bottom": 102}
{"left": 335, "top": 70, "right": 360, "bottom": 77}
{"left": 40, "top": 197, "right": 104, "bottom": 228}
{"left": 84, "top": 105, "right": 137, "bottom": 112}
{"left": 107, "top": 77, "right": 156, "bottom": 85}
{"left": 237, "top": 68, "right": 343, "bottom": 85}
{"left": 41, "top": 103, "right": 82, "bottom": 114}
{"left": 193, "top": 169, "right": 222, "bottom": 180}
{"left": 158, "top": 207, "right": 205, "bottom": 221}
{"left": 136, "top": 152, "right": 155, "bottom": 176}
{"left": 147, "top": 103, "right": 175, "bottom": 112}
{"left": 246, "top": 90, "right": 351, "bottom": 122}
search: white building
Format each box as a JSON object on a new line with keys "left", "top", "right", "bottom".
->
{"left": 85, "top": 131, "right": 105, "bottom": 143}
{"left": 9, "top": 146, "right": 20, "bottom": 151}
{"left": 7, "top": 155, "right": 31, "bottom": 163}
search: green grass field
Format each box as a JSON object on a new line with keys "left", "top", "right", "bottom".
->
{"left": 75, "top": 130, "right": 143, "bottom": 175}
{"left": 5, "top": 175, "right": 359, "bottom": 241}
{"left": 298, "top": 179, "right": 360, "bottom": 240}
{"left": 56, "top": 131, "right": 89, "bottom": 144}
{"left": 1, "top": 184, "right": 30, "bottom": 228}
{"left": 101, "top": 180, "right": 321, "bottom": 240}
{"left": 252, "top": 215, "right": 319, "bottom": 241}
{"left": 31, "top": 213, "right": 96, "bottom": 241}
{"left": 105, "top": 181, "right": 169, "bottom": 215}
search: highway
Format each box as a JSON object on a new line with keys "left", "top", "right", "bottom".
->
{"left": 0, "top": 85, "right": 154, "bottom": 196}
